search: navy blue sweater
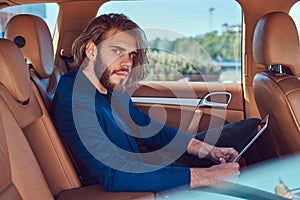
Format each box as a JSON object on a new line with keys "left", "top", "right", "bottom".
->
{"left": 53, "top": 70, "right": 192, "bottom": 192}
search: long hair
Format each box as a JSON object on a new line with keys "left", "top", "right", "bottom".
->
{"left": 71, "top": 13, "right": 148, "bottom": 86}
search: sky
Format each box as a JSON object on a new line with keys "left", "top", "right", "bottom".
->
{"left": 98, "top": 0, "right": 242, "bottom": 39}
{"left": 46, "top": 4, "right": 59, "bottom": 34}
{"left": 289, "top": 2, "right": 300, "bottom": 31}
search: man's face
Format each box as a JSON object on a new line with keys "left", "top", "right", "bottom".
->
{"left": 95, "top": 29, "right": 137, "bottom": 92}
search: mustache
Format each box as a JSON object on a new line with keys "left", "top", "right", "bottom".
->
{"left": 111, "top": 68, "right": 130, "bottom": 74}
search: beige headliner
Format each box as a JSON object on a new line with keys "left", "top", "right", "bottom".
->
{"left": 1, "top": 0, "right": 298, "bottom": 7}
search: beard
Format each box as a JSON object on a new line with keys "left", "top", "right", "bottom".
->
{"left": 94, "top": 56, "right": 128, "bottom": 93}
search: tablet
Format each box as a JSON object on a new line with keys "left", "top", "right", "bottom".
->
{"left": 232, "top": 114, "right": 269, "bottom": 162}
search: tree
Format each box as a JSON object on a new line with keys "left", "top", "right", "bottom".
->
{"left": 146, "top": 29, "right": 241, "bottom": 81}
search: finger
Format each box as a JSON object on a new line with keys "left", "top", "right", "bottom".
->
{"left": 229, "top": 150, "right": 239, "bottom": 161}
{"left": 227, "top": 153, "right": 237, "bottom": 162}
{"left": 219, "top": 157, "right": 226, "bottom": 163}
{"left": 222, "top": 148, "right": 238, "bottom": 160}
{"left": 211, "top": 153, "right": 221, "bottom": 163}
{"left": 223, "top": 148, "right": 237, "bottom": 155}
{"left": 217, "top": 149, "right": 229, "bottom": 158}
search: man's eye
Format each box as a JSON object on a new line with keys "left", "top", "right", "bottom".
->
{"left": 129, "top": 52, "right": 137, "bottom": 59}
{"left": 112, "top": 49, "right": 121, "bottom": 54}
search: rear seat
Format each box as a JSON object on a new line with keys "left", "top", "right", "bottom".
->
{"left": 0, "top": 31, "right": 154, "bottom": 200}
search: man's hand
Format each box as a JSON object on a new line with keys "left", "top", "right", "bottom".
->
{"left": 208, "top": 147, "right": 238, "bottom": 163}
{"left": 190, "top": 162, "right": 240, "bottom": 189}
{"left": 187, "top": 138, "right": 238, "bottom": 163}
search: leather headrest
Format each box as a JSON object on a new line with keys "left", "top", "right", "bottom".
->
{"left": 5, "top": 14, "right": 54, "bottom": 78}
{"left": 0, "top": 39, "right": 31, "bottom": 103}
{"left": 253, "top": 12, "right": 300, "bottom": 76}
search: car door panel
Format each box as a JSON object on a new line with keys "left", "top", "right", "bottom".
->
{"left": 132, "top": 81, "right": 244, "bottom": 134}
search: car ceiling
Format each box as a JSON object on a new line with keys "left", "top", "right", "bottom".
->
{"left": 1, "top": 0, "right": 298, "bottom": 10}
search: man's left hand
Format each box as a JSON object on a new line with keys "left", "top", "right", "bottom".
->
{"left": 208, "top": 147, "right": 238, "bottom": 163}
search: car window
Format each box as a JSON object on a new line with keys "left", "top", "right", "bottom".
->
{"left": 289, "top": 1, "right": 300, "bottom": 38}
{"left": 0, "top": 3, "right": 59, "bottom": 38}
{"left": 98, "top": 0, "right": 242, "bottom": 83}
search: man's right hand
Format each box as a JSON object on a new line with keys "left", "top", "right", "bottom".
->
{"left": 190, "top": 162, "right": 240, "bottom": 189}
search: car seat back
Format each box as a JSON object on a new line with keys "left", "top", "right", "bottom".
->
{"left": 253, "top": 12, "right": 300, "bottom": 156}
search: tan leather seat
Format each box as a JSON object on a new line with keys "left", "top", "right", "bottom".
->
{"left": 0, "top": 38, "right": 81, "bottom": 197}
{"left": 253, "top": 12, "right": 300, "bottom": 156}
{"left": 0, "top": 98, "right": 54, "bottom": 200}
{"left": 0, "top": 38, "right": 154, "bottom": 199}
{"left": 5, "top": 14, "right": 61, "bottom": 111}
{"left": 4, "top": 15, "right": 83, "bottom": 195}
{"left": 0, "top": 39, "right": 54, "bottom": 200}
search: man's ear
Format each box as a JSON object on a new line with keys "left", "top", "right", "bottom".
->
{"left": 86, "top": 41, "right": 97, "bottom": 61}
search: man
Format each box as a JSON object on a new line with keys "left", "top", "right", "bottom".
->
{"left": 53, "top": 13, "right": 271, "bottom": 193}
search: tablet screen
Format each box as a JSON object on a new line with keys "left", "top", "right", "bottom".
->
{"left": 232, "top": 114, "right": 269, "bottom": 162}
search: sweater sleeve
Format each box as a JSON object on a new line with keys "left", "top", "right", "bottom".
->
{"left": 53, "top": 93, "right": 190, "bottom": 192}
{"left": 108, "top": 165, "right": 190, "bottom": 192}
{"left": 128, "top": 98, "right": 192, "bottom": 153}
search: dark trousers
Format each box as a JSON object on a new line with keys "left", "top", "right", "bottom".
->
{"left": 175, "top": 118, "right": 278, "bottom": 167}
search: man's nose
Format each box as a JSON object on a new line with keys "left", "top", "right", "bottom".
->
{"left": 120, "top": 53, "right": 133, "bottom": 69}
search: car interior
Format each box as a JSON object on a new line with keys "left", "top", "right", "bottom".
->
{"left": 5, "top": 14, "right": 61, "bottom": 110}
{"left": 252, "top": 11, "right": 300, "bottom": 156}
{"left": 0, "top": 0, "right": 299, "bottom": 199}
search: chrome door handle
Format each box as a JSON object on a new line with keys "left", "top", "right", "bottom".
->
{"left": 198, "top": 92, "right": 232, "bottom": 109}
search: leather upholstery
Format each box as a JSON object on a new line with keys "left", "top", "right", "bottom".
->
{"left": 5, "top": 14, "right": 61, "bottom": 110}
{"left": 0, "top": 39, "right": 30, "bottom": 103}
{"left": 0, "top": 46, "right": 152, "bottom": 198}
{"left": 253, "top": 12, "right": 300, "bottom": 156}
{"left": 0, "top": 37, "right": 154, "bottom": 199}
{"left": 0, "top": 39, "right": 80, "bottom": 196}
{"left": 253, "top": 12, "right": 300, "bottom": 76}
{"left": 5, "top": 14, "right": 54, "bottom": 78}
{"left": 0, "top": 96, "right": 53, "bottom": 200}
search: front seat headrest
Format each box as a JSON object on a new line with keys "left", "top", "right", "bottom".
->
{"left": 0, "top": 39, "right": 31, "bottom": 103}
{"left": 253, "top": 12, "right": 300, "bottom": 76}
{"left": 5, "top": 14, "right": 54, "bottom": 78}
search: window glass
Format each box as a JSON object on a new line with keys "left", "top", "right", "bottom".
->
{"left": 290, "top": 2, "right": 300, "bottom": 38}
{"left": 98, "top": 0, "right": 242, "bottom": 83}
{"left": 0, "top": 3, "right": 59, "bottom": 38}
